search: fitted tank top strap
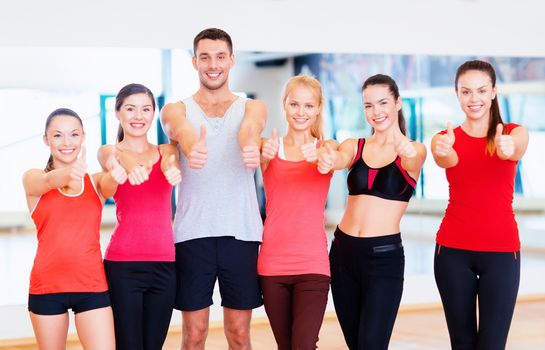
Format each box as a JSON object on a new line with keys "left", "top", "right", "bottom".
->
{"left": 394, "top": 157, "right": 417, "bottom": 187}
{"left": 86, "top": 173, "right": 102, "bottom": 201}
{"left": 350, "top": 138, "right": 365, "bottom": 169}
{"left": 156, "top": 145, "right": 163, "bottom": 161}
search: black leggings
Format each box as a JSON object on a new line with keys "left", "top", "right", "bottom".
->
{"left": 104, "top": 260, "right": 176, "bottom": 350}
{"left": 434, "top": 245, "right": 520, "bottom": 350}
{"left": 330, "top": 228, "right": 404, "bottom": 350}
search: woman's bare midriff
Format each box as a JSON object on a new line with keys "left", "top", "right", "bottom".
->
{"left": 338, "top": 195, "right": 408, "bottom": 237}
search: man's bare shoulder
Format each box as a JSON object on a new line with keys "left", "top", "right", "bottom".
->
{"left": 244, "top": 98, "right": 267, "bottom": 112}
{"left": 161, "top": 101, "right": 186, "bottom": 121}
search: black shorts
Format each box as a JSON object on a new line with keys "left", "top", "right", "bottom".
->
{"left": 28, "top": 291, "right": 111, "bottom": 315}
{"left": 175, "top": 236, "right": 263, "bottom": 311}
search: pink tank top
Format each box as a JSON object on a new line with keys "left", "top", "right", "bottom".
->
{"left": 105, "top": 155, "right": 175, "bottom": 261}
{"left": 258, "top": 152, "right": 332, "bottom": 276}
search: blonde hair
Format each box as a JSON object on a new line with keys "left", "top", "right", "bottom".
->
{"left": 282, "top": 74, "right": 324, "bottom": 139}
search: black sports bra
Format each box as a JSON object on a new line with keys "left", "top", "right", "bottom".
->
{"left": 347, "top": 138, "right": 416, "bottom": 202}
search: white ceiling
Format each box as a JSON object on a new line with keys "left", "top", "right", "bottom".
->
{"left": 1, "top": 0, "right": 544, "bottom": 57}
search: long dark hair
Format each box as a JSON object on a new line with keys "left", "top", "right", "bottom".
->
{"left": 362, "top": 74, "right": 407, "bottom": 136}
{"left": 115, "top": 83, "right": 156, "bottom": 142}
{"left": 44, "top": 108, "right": 83, "bottom": 172}
{"left": 455, "top": 60, "right": 503, "bottom": 155}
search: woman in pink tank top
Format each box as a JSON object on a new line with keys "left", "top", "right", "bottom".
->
{"left": 23, "top": 108, "right": 118, "bottom": 350}
{"left": 257, "top": 75, "right": 338, "bottom": 349}
{"left": 98, "top": 84, "right": 181, "bottom": 350}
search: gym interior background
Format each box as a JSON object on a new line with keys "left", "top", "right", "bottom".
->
{"left": 1, "top": 0, "right": 544, "bottom": 345}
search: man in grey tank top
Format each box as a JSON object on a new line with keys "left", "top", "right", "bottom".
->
{"left": 161, "top": 28, "right": 267, "bottom": 349}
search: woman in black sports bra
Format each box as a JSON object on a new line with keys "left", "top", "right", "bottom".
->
{"left": 318, "top": 74, "right": 426, "bottom": 349}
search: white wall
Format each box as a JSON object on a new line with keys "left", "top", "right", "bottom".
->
{"left": 1, "top": 0, "right": 544, "bottom": 57}
{"left": 231, "top": 59, "right": 295, "bottom": 138}
{"left": 0, "top": 47, "right": 162, "bottom": 92}
{"left": 0, "top": 47, "right": 166, "bottom": 213}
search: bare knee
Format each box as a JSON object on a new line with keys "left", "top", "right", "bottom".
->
{"left": 183, "top": 322, "right": 208, "bottom": 348}
{"left": 224, "top": 326, "right": 250, "bottom": 349}
{"left": 182, "top": 309, "right": 210, "bottom": 349}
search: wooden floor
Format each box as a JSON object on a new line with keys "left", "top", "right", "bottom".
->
{"left": 2, "top": 298, "right": 545, "bottom": 349}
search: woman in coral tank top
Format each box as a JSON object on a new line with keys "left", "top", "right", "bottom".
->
{"left": 432, "top": 60, "right": 529, "bottom": 350}
{"left": 23, "top": 108, "right": 118, "bottom": 349}
{"left": 257, "top": 75, "right": 338, "bottom": 349}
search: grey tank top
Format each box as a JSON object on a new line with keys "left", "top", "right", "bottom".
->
{"left": 173, "top": 96, "right": 263, "bottom": 243}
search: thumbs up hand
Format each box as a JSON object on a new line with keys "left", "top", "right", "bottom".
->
{"left": 393, "top": 131, "right": 417, "bottom": 159}
{"left": 242, "top": 125, "right": 260, "bottom": 169}
{"left": 434, "top": 122, "right": 456, "bottom": 157}
{"left": 107, "top": 155, "right": 128, "bottom": 185}
{"left": 70, "top": 145, "right": 87, "bottom": 181}
{"left": 127, "top": 159, "right": 153, "bottom": 186}
{"left": 162, "top": 154, "right": 182, "bottom": 186}
{"left": 301, "top": 133, "right": 318, "bottom": 163}
{"left": 494, "top": 123, "right": 514, "bottom": 159}
{"left": 189, "top": 125, "right": 208, "bottom": 169}
{"left": 317, "top": 144, "right": 336, "bottom": 174}
{"left": 261, "top": 128, "right": 279, "bottom": 162}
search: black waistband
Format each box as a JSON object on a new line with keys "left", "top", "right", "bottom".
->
{"left": 372, "top": 242, "right": 404, "bottom": 253}
{"left": 334, "top": 226, "right": 402, "bottom": 248}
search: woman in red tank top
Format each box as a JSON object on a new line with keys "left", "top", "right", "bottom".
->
{"left": 97, "top": 84, "right": 181, "bottom": 350}
{"left": 23, "top": 108, "right": 119, "bottom": 349}
{"left": 257, "top": 75, "right": 337, "bottom": 349}
{"left": 431, "top": 60, "right": 529, "bottom": 349}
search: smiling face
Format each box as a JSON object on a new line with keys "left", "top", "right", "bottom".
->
{"left": 192, "top": 39, "right": 234, "bottom": 91}
{"left": 116, "top": 93, "right": 155, "bottom": 138}
{"left": 456, "top": 69, "right": 497, "bottom": 122}
{"left": 43, "top": 115, "right": 85, "bottom": 167}
{"left": 284, "top": 84, "right": 321, "bottom": 133}
{"left": 362, "top": 84, "right": 402, "bottom": 133}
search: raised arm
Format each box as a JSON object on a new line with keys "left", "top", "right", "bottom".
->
{"left": 239, "top": 100, "right": 268, "bottom": 169}
{"left": 317, "top": 138, "right": 355, "bottom": 174}
{"left": 495, "top": 124, "right": 529, "bottom": 161}
{"left": 301, "top": 137, "right": 341, "bottom": 165}
{"left": 23, "top": 148, "right": 87, "bottom": 211}
{"left": 239, "top": 99, "right": 267, "bottom": 148}
{"left": 98, "top": 145, "right": 149, "bottom": 185}
{"left": 394, "top": 132, "right": 427, "bottom": 179}
{"left": 97, "top": 145, "right": 127, "bottom": 184}
{"left": 160, "top": 102, "right": 199, "bottom": 157}
{"left": 431, "top": 123, "right": 459, "bottom": 169}
{"left": 159, "top": 144, "right": 182, "bottom": 186}
{"left": 260, "top": 128, "right": 279, "bottom": 172}
{"left": 93, "top": 171, "right": 120, "bottom": 201}
{"left": 23, "top": 167, "right": 74, "bottom": 198}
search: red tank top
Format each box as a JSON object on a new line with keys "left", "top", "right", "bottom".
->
{"left": 105, "top": 156, "right": 175, "bottom": 261}
{"left": 436, "top": 123, "right": 520, "bottom": 252}
{"left": 30, "top": 174, "right": 108, "bottom": 294}
{"left": 258, "top": 151, "right": 333, "bottom": 276}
